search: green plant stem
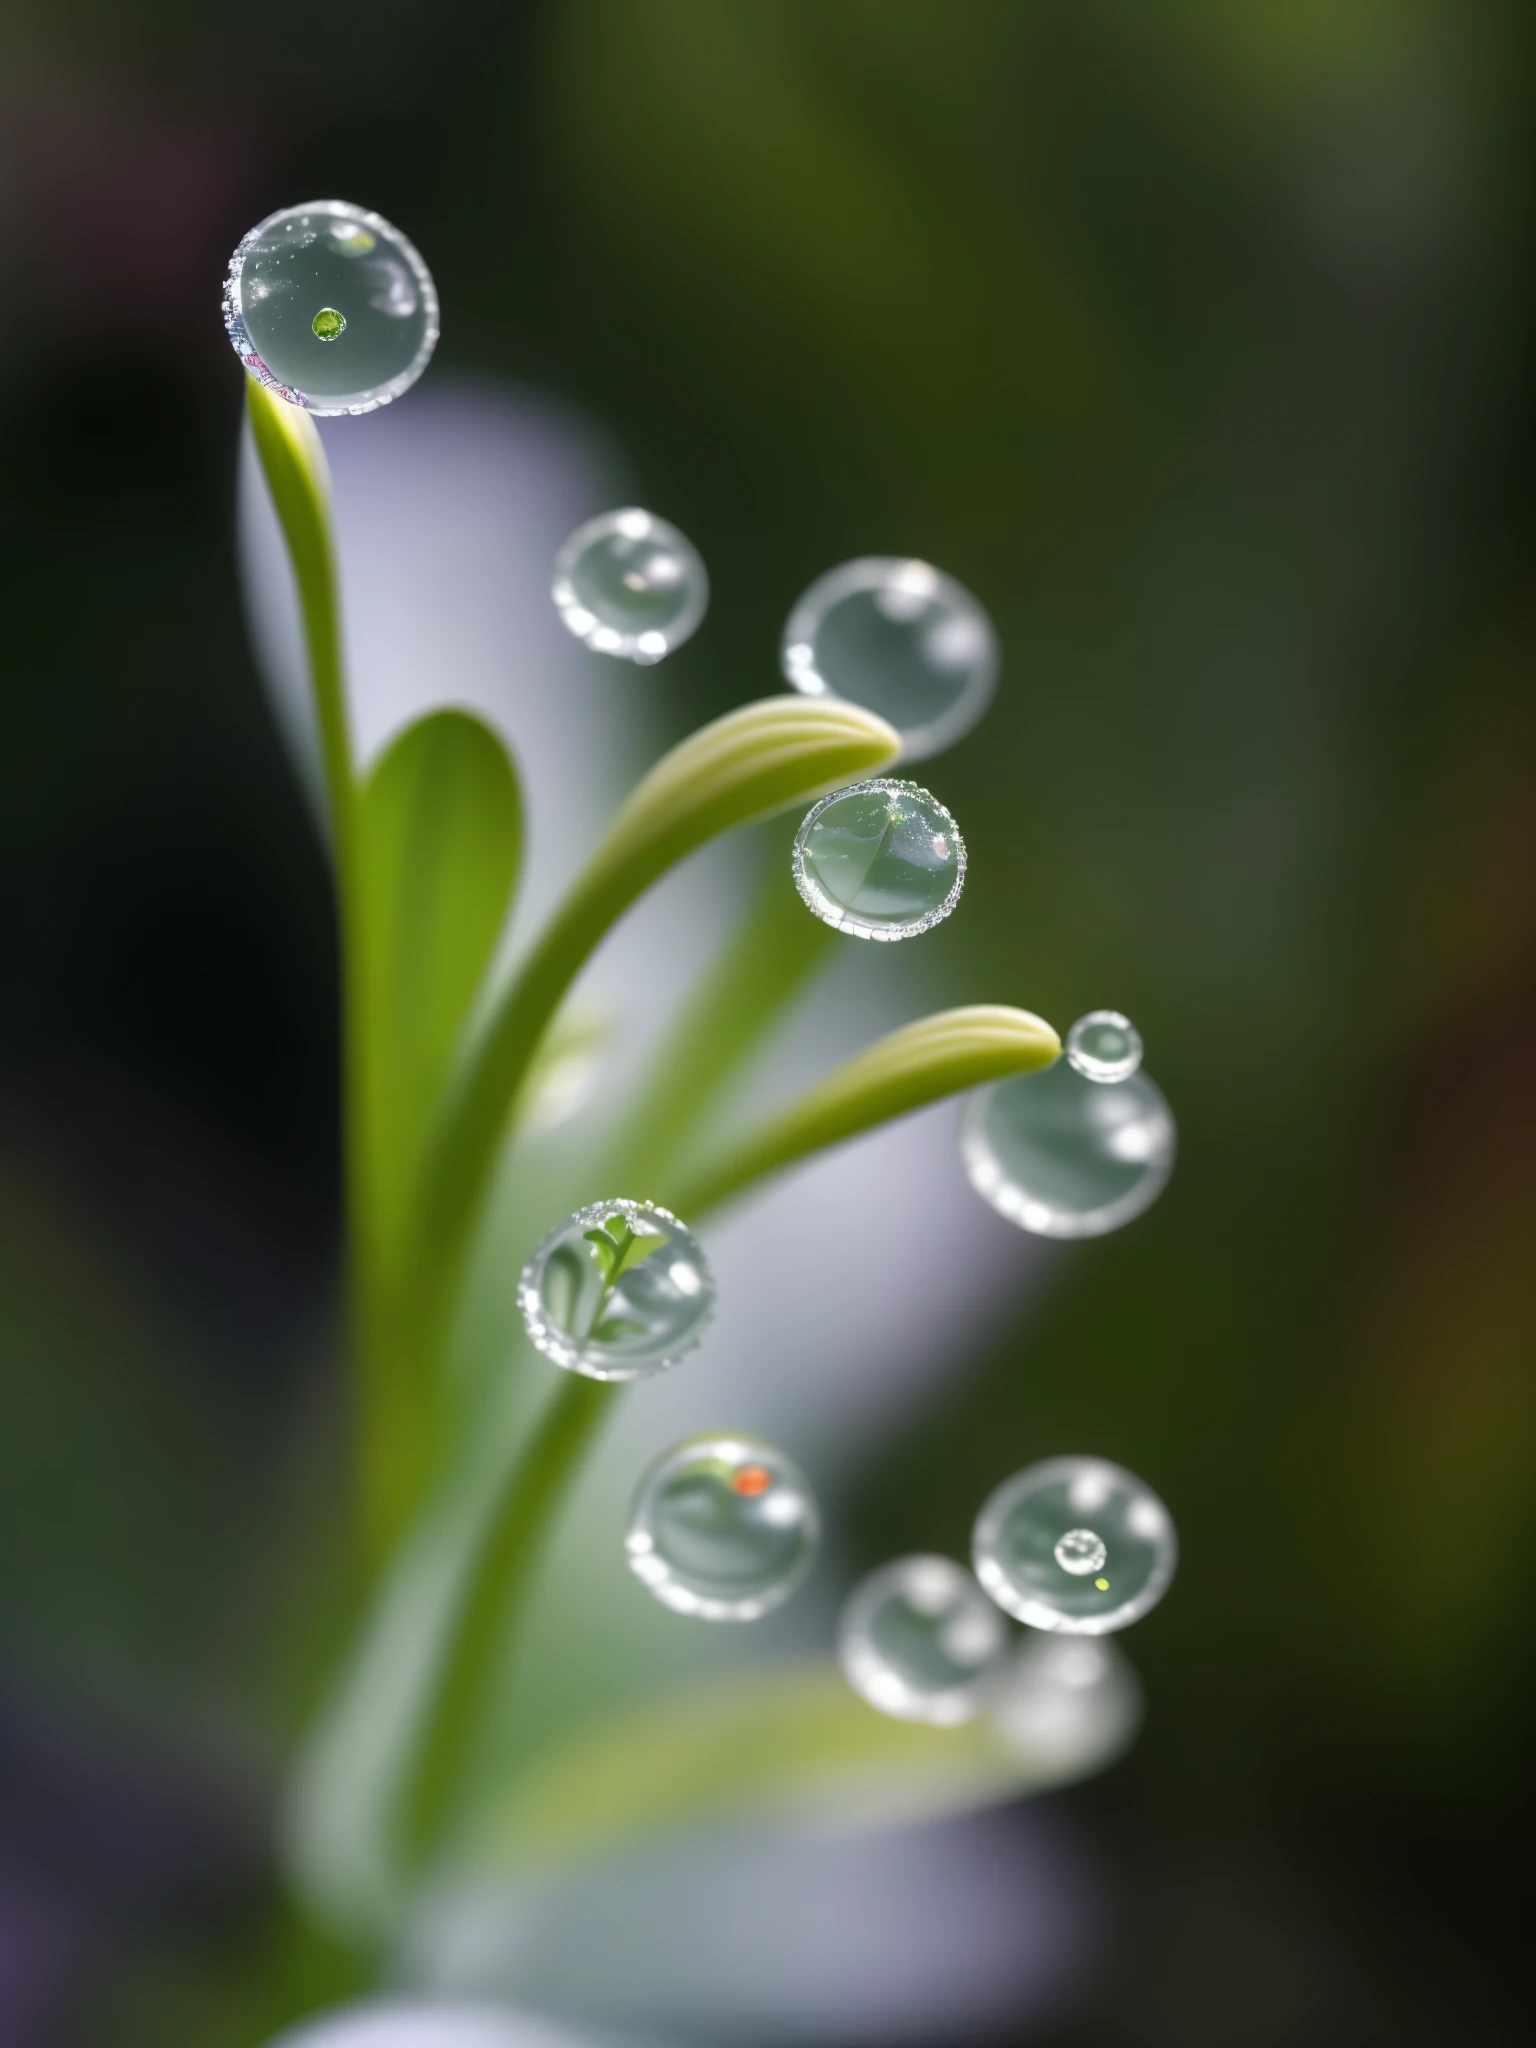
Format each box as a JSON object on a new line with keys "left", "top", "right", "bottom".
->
{"left": 401, "top": 1374, "right": 612, "bottom": 1857}
{"left": 245, "top": 380, "right": 388, "bottom": 1546}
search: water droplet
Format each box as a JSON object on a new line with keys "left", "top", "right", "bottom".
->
{"left": 626, "top": 1433, "right": 820, "bottom": 1620}
{"left": 960, "top": 1057, "right": 1175, "bottom": 1238}
{"left": 1066, "top": 1009, "right": 1143, "bottom": 1083}
{"left": 792, "top": 778, "right": 966, "bottom": 940}
{"left": 518, "top": 1199, "right": 714, "bottom": 1381}
{"left": 838, "top": 1554, "right": 1009, "bottom": 1725}
{"left": 224, "top": 200, "right": 438, "bottom": 416}
{"left": 552, "top": 507, "right": 708, "bottom": 663}
{"left": 1053, "top": 1527, "right": 1107, "bottom": 1576}
{"left": 973, "top": 1457, "right": 1177, "bottom": 1634}
{"left": 781, "top": 558, "right": 998, "bottom": 761}
{"left": 988, "top": 1633, "right": 1143, "bottom": 1772}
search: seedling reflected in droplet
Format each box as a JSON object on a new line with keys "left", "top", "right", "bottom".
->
{"left": 311, "top": 306, "right": 347, "bottom": 341}
{"left": 519, "top": 1199, "right": 714, "bottom": 1382}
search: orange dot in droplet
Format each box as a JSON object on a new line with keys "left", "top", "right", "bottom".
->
{"left": 733, "top": 1464, "right": 772, "bottom": 1497}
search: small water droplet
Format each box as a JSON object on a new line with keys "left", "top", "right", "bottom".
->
{"left": 224, "top": 200, "right": 438, "bottom": 415}
{"left": 518, "top": 1199, "right": 714, "bottom": 1381}
{"left": 1066, "top": 1009, "right": 1143, "bottom": 1083}
{"left": 960, "top": 1058, "right": 1175, "bottom": 1238}
{"left": 552, "top": 507, "right": 708, "bottom": 663}
{"left": 793, "top": 778, "right": 965, "bottom": 940}
{"left": 973, "top": 1457, "right": 1177, "bottom": 1634}
{"left": 781, "top": 557, "right": 998, "bottom": 761}
{"left": 838, "top": 1554, "right": 1009, "bottom": 1725}
{"left": 1054, "top": 1527, "right": 1107, "bottom": 1576}
{"left": 626, "top": 1434, "right": 819, "bottom": 1620}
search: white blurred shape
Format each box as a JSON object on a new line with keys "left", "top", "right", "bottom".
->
{"left": 412, "top": 1804, "right": 1101, "bottom": 2045}
{"left": 262, "top": 2001, "right": 611, "bottom": 2048}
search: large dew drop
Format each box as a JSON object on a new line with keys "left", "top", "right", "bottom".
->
{"left": 626, "top": 1433, "right": 820, "bottom": 1621}
{"left": 781, "top": 557, "right": 998, "bottom": 762}
{"left": 973, "top": 1456, "right": 1177, "bottom": 1635}
{"left": 838, "top": 1554, "right": 1009, "bottom": 1726}
{"left": 552, "top": 507, "right": 709, "bottom": 663}
{"left": 792, "top": 777, "right": 966, "bottom": 941}
{"left": 518, "top": 1199, "right": 714, "bottom": 1381}
{"left": 960, "top": 1058, "right": 1175, "bottom": 1238}
{"left": 224, "top": 200, "right": 438, "bottom": 415}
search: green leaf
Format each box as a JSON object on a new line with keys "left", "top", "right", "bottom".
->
{"left": 539, "top": 1243, "right": 587, "bottom": 1334}
{"left": 581, "top": 1228, "right": 621, "bottom": 1280}
{"left": 244, "top": 379, "right": 355, "bottom": 886}
{"left": 673, "top": 1004, "right": 1062, "bottom": 1215}
{"left": 405, "top": 697, "right": 901, "bottom": 1406}
{"left": 459, "top": 1656, "right": 1141, "bottom": 1881}
{"left": 608, "top": 1227, "right": 667, "bottom": 1282}
{"left": 356, "top": 710, "right": 522, "bottom": 1272}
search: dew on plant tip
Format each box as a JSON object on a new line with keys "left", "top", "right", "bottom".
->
{"left": 626, "top": 1435, "right": 819, "bottom": 1621}
{"left": 781, "top": 556, "right": 998, "bottom": 761}
{"left": 838, "top": 1554, "right": 1008, "bottom": 1725}
{"left": 973, "top": 1457, "right": 1177, "bottom": 1635}
{"left": 517, "top": 1199, "right": 714, "bottom": 1382}
{"left": 552, "top": 507, "right": 709, "bottom": 663}
{"left": 1066, "top": 1009, "right": 1143, "bottom": 1084}
{"left": 960, "top": 1056, "right": 1175, "bottom": 1238}
{"left": 223, "top": 200, "right": 438, "bottom": 415}
{"left": 793, "top": 778, "right": 965, "bottom": 940}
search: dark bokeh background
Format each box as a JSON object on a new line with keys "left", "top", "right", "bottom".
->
{"left": 2, "top": 2, "right": 1534, "bottom": 2042}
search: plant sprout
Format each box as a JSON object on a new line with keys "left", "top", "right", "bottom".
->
{"left": 231, "top": 200, "right": 1172, "bottom": 2035}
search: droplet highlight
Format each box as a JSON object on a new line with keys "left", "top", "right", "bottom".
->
{"left": 1066, "top": 1010, "right": 1143, "bottom": 1084}
{"left": 552, "top": 507, "right": 708, "bottom": 663}
{"left": 988, "top": 1633, "right": 1144, "bottom": 1773}
{"left": 781, "top": 557, "right": 998, "bottom": 762}
{"left": 518, "top": 1199, "right": 714, "bottom": 1382}
{"left": 973, "top": 1456, "right": 1177, "bottom": 1635}
{"left": 792, "top": 778, "right": 965, "bottom": 941}
{"left": 223, "top": 200, "right": 439, "bottom": 415}
{"left": 960, "top": 1057, "right": 1175, "bottom": 1238}
{"left": 838, "top": 1554, "right": 1009, "bottom": 1725}
{"left": 626, "top": 1433, "right": 820, "bottom": 1621}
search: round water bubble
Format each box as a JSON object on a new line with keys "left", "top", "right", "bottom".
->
{"left": 552, "top": 507, "right": 708, "bottom": 663}
{"left": 518, "top": 1199, "right": 714, "bottom": 1382}
{"left": 792, "top": 777, "right": 965, "bottom": 941}
{"left": 626, "top": 1433, "right": 820, "bottom": 1621}
{"left": 781, "top": 557, "right": 998, "bottom": 762}
{"left": 973, "top": 1456, "right": 1177, "bottom": 1635}
{"left": 224, "top": 200, "right": 438, "bottom": 415}
{"left": 838, "top": 1554, "right": 1009, "bottom": 1726}
{"left": 1066, "top": 1009, "right": 1143, "bottom": 1084}
{"left": 988, "top": 1634, "right": 1143, "bottom": 1775}
{"left": 960, "top": 1057, "right": 1175, "bottom": 1238}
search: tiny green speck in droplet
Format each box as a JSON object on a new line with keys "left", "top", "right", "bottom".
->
{"left": 312, "top": 306, "right": 347, "bottom": 341}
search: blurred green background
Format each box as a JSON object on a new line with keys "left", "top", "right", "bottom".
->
{"left": 1, "top": 1, "right": 1533, "bottom": 2041}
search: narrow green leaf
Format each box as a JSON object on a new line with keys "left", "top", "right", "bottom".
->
{"left": 357, "top": 710, "right": 522, "bottom": 1272}
{"left": 581, "top": 1228, "right": 620, "bottom": 1280}
{"left": 244, "top": 379, "right": 355, "bottom": 889}
{"left": 539, "top": 1243, "right": 586, "bottom": 1333}
{"left": 673, "top": 1005, "right": 1062, "bottom": 1216}
{"left": 592, "top": 1316, "right": 646, "bottom": 1341}
{"left": 460, "top": 1656, "right": 1141, "bottom": 1880}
